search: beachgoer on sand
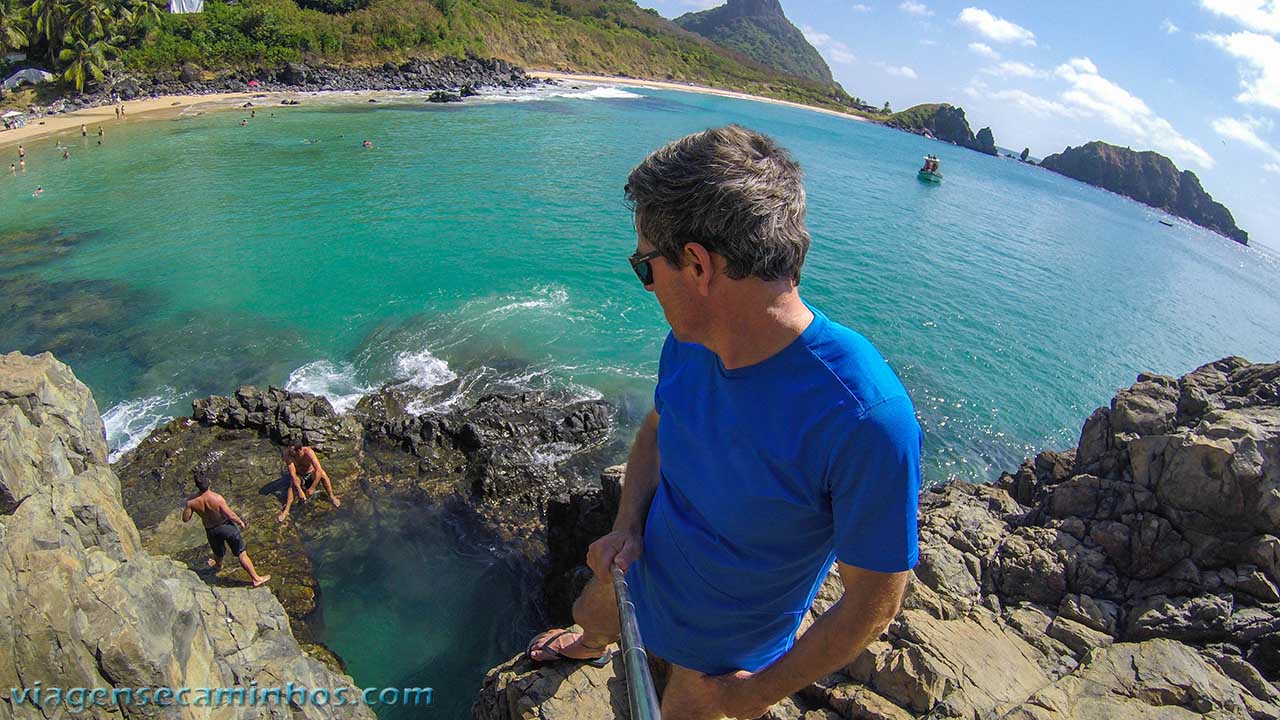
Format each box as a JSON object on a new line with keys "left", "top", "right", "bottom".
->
{"left": 183, "top": 469, "right": 271, "bottom": 587}
{"left": 524, "top": 125, "right": 921, "bottom": 720}
{"left": 277, "top": 441, "right": 341, "bottom": 523}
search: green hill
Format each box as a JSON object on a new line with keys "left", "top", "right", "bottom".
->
{"left": 673, "top": 0, "right": 835, "bottom": 88}
{"left": 1, "top": 0, "right": 860, "bottom": 110}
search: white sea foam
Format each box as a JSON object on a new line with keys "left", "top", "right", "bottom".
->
{"left": 498, "top": 84, "right": 643, "bottom": 103}
{"left": 285, "top": 360, "right": 373, "bottom": 413}
{"left": 104, "top": 388, "right": 183, "bottom": 462}
{"left": 394, "top": 348, "right": 459, "bottom": 389}
{"left": 491, "top": 285, "right": 570, "bottom": 315}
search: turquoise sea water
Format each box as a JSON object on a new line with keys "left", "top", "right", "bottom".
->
{"left": 3, "top": 83, "right": 1279, "bottom": 714}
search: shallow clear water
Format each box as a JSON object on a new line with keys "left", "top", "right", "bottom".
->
{"left": 3, "top": 83, "right": 1279, "bottom": 715}
{"left": 308, "top": 504, "right": 539, "bottom": 718}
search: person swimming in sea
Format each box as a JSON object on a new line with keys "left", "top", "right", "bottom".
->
{"left": 32, "top": 186, "right": 42, "bottom": 196}
{"left": 362, "top": 140, "right": 373, "bottom": 148}
{"left": 62, "top": 149, "right": 70, "bottom": 160}
{"left": 183, "top": 469, "right": 272, "bottom": 587}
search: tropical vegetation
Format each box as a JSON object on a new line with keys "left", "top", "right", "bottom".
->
{"left": 1, "top": 0, "right": 881, "bottom": 113}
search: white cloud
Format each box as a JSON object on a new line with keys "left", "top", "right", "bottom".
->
{"left": 958, "top": 7, "right": 1037, "bottom": 46}
{"left": 1162, "top": 18, "right": 1181, "bottom": 34}
{"left": 801, "top": 25, "right": 857, "bottom": 65}
{"left": 1200, "top": 0, "right": 1280, "bottom": 34}
{"left": 982, "top": 60, "right": 1047, "bottom": 78}
{"left": 1203, "top": 32, "right": 1280, "bottom": 110}
{"left": 1055, "top": 57, "right": 1215, "bottom": 169}
{"left": 1266, "top": 162, "right": 1280, "bottom": 173}
{"left": 900, "top": 1, "right": 934, "bottom": 17}
{"left": 989, "top": 89, "right": 1078, "bottom": 117}
{"left": 968, "top": 42, "right": 1000, "bottom": 59}
{"left": 1212, "top": 116, "right": 1280, "bottom": 161}
{"left": 877, "top": 61, "right": 919, "bottom": 78}
{"left": 850, "top": 3, "right": 871, "bottom": 12}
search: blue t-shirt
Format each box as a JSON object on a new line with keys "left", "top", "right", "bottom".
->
{"left": 628, "top": 304, "right": 921, "bottom": 675}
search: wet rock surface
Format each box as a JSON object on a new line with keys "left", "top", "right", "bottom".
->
{"left": 0, "top": 351, "right": 372, "bottom": 719}
{"left": 474, "top": 357, "right": 1280, "bottom": 719}
{"left": 114, "top": 380, "right": 613, "bottom": 655}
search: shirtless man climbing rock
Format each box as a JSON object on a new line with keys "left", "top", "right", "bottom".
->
{"left": 277, "top": 441, "right": 340, "bottom": 523}
{"left": 183, "top": 470, "right": 271, "bottom": 588}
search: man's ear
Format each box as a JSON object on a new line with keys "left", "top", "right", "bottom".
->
{"left": 683, "top": 242, "right": 715, "bottom": 297}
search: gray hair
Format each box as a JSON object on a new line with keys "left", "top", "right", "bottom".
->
{"left": 624, "top": 125, "right": 809, "bottom": 283}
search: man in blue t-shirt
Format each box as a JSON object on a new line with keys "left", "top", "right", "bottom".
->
{"left": 527, "top": 125, "right": 922, "bottom": 720}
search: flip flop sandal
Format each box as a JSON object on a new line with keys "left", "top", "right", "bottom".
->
{"left": 526, "top": 630, "right": 615, "bottom": 668}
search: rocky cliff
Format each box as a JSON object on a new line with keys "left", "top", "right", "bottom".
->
{"left": 884, "top": 104, "right": 998, "bottom": 156}
{"left": 1040, "top": 141, "right": 1249, "bottom": 245}
{"left": 112, "top": 379, "right": 613, "bottom": 647}
{"left": 0, "top": 352, "right": 372, "bottom": 719}
{"left": 675, "top": 0, "right": 837, "bottom": 88}
{"left": 474, "top": 356, "right": 1280, "bottom": 719}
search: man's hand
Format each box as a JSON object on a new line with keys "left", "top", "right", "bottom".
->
{"left": 586, "top": 530, "right": 643, "bottom": 577}
{"left": 699, "top": 670, "right": 772, "bottom": 720}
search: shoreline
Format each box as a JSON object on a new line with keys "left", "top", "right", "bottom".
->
{"left": 0, "top": 92, "right": 258, "bottom": 149}
{"left": 530, "top": 70, "right": 868, "bottom": 123}
{"left": 1, "top": 72, "right": 869, "bottom": 149}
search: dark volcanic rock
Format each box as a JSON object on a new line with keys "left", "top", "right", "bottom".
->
{"left": 428, "top": 90, "right": 464, "bottom": 103}
{"left": 1040, "top": 141, "right": 1248, "bottom": 245}
{"left": 0, "top": 352, "right": 371, "bottom": 718}
{"left": 116, "top": 382, "right": 612, "bottom": 641}
{"left": 884, "top": 103, "right": 999, "bottom": 156}
{"left": 476, "top": 356, "right": 1280, "bottom": 719}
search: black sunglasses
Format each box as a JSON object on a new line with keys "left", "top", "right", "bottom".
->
{"left": 629, "top": 249, "right": 663, "bottom": 286}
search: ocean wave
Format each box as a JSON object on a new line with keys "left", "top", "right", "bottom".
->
{"left": 490, "top": 285, "right": 570, "bottom": 315}
{"left": 103, "top": 388, "right": 183, "bottom": 462}
{"left": 497, "top": 84, "right": 643, "bottom": 103}
{"left": 285, "top": 360, "right": 374, "bottom": 413}
{"left": 394, "top": 347, "right": 459, "bottom": 388}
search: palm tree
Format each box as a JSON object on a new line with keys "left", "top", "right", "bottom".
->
{"left": 58, "top": 32, "right": 120, "bottom": 92}
{"left": 68, "top": 0, "right": 122, "bottom": 41}
{"left": 0, "top": 0, "right": 29, "bottom": 53}
{"left": 30, "top": 0, "right": 70, "bottom": 64}
{"left": 127, "top": 0, "right": 162, "bottom": 31}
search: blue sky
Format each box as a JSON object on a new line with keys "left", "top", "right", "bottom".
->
{"left": 641, "top": 0, "right": 1280, "bottom": 249}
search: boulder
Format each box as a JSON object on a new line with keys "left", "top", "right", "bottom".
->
{"left": 0, "top": 352, "right": 371, "bottom": 719}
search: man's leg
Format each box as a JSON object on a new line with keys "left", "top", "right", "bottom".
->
{"left": 237, "top": 551, "right": 271, "bottom": 588}
{"left": 527, "top": 574, "right": 621, "bottom": 660}
{"left": 308, "top": 470, "right": 341, "bottom": 507}
{"left": 206, "top": 530, "right": 225, "bottom": 572}
{"left": 660, "top": 663, "right": 726, "bottom": 720}
{"left": 278, "top": 471, "right": 305, "bottom": 522}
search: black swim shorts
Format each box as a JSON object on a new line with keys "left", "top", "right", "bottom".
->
{"left": 206, "top": 521, "right": 245, "bottom": 558}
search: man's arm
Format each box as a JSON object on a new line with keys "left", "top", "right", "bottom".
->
{"left": 713, "top": 563, "right": 908, "bottom": 717}
{"left": 306, "top": 447, "right": 325, "bottom": 475}
{"left": 219, "top": 497, "right": 246, "bottom": 528}
{"left": 586, "top": 409, "right": 660, "bottom": 577}
{"left": 182, "top": 500, "right": 193, "bottom": 523}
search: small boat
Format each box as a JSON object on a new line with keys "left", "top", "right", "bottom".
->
{"left": 1159, "top": 219, "right": 1174, "bottom": 227}
{"left": 918, "top": 155, "right": 943, "bottom": 183}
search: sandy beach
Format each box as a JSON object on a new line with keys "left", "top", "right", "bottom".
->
{"left": 531, "top": 70, "right": 868, "bottom": 123}
{"left": 0, "top": 72, "right": 866, "bottom": 149}
{"left": 0, "top": 92, "right": 257, "bottom": 149}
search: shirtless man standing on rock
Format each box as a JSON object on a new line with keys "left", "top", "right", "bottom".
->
{"left": 183, "top": 471, "right": 271, "bottom": 588}
{"left": 277, "top": 441, "right": 340, "bottom": 523}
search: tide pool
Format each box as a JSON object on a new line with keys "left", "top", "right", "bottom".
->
{"left": 3, "top": 82, "right": 1279, "bottom": 716}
